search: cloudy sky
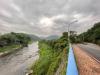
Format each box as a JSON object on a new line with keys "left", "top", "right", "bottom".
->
{"left": 0, "top": 0, "right": 100, "bottom": 36}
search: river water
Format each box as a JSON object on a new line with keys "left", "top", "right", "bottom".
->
{"left": 0, "top": 42, "right": 39, "bottom": 75}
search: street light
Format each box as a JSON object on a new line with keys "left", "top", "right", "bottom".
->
{"left": 66, "top": 20, "right": 78, "bottom": 75}
{"left": 67, "top": 20, "right": 78, "bottom": 46}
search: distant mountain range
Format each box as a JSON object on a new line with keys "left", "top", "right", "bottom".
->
{"left": 29, "top": 34, "right": 60, "bottom": 41}
{"left": 45, "top": 35, "right": 60, "bottom": 40}
{"left": 28, "top": 34, "right": 40, "bottom": 41}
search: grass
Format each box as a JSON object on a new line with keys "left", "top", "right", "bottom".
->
{"left": 0, "top": 44, "right": 22, "bottom": 53}
{"left": 47, "top": 53, "right": 62, "bottom": 75}
{"left": 31, "top": 42, "right": 68, "bottom": 75}
{"left": 31, "top": 42, "right": 54, "bottom": 75}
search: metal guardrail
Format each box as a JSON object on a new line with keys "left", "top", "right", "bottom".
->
{"left": 66, "top": 46, "right": 78, "bottom": 75}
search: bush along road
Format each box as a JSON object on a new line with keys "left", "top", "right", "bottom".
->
{"left": 31, "top": 32, "right": 69, "bottom": 75}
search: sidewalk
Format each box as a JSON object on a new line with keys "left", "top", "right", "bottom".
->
{"left": 73, "top": 45, "right": 100, "bottom": 75}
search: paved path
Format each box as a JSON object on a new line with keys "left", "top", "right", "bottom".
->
{"left": 73, "top": 44, "right": 100, "bottom": 75}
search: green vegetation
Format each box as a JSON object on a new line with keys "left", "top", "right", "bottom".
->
{"left": 69, "top": 22, "right": 100, "bottom": 45}
{"left": 78, "top": 22, "right": 100, "bottom": 45}
{"left": 0, "top": 44, "right": 21, "bottom": 52}
{"left": 31, "top": 32, "right": 69, "bottom": 75}
{"left": 30, "top": 22, "right": 100, "bottom": 75}
{"left": 0, "top": 32, "right": 32, "bottom": 53}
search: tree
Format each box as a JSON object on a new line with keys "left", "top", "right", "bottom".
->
{"left": 78, "top": 22, "right": 100, "bottom": 45}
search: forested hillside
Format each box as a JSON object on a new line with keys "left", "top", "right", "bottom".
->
{"left": 0, "top": 32, "right": 32, "bottom": 52}
{"left": 79, "top": 22, "right": 100, "bottom": 45}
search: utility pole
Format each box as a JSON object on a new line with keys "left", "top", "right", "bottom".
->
{"left": 66, "top": 20, "right": 78, "bottom": 75}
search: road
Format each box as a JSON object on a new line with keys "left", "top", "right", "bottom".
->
{"left": 0, "top": 42, "right": 39, "bottom": 75}
{"left": 76, "top": 43, "right": 100, "bottom": 62}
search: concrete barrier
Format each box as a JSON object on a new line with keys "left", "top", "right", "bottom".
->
{"left": 66, "top": 46, "right": 78, "bottom": 75}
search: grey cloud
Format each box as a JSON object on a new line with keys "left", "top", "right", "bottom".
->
{"left": 67, "top": 0, "right": 100, "bottom": 16}
{"left": 0, "top": 0, "right": 100, "bottom": 36}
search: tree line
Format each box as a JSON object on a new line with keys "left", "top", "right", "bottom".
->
{"left": 0, "top": 32, "right": 32, "bottom": 47}
{"left": 45, "top": 32, "right": 68, "bottom": 51}
{"left": 69, "top": 22, "right": 100, "bottom": 45}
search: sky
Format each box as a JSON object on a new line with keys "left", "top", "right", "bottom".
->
{"left": 0, "top": 0, "right": 100, "bottom": 36}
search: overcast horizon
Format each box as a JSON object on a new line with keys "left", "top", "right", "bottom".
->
{"left": 0, "top": 0, "right": 100, "bottom": 37}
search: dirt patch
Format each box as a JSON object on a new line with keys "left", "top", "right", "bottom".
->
{"left": 73, "top": 45, "right": 100, "bottom": 75}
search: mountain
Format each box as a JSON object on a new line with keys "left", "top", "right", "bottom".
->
{"left": 28, "top": 34, "right": 40, "bottom": 41}
{"left": 45, "top": 35, "right": 60, "bottom": 40}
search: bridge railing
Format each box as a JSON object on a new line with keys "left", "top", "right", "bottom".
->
{"left": 66, "top": 46, "right": 78, "bottom": 75}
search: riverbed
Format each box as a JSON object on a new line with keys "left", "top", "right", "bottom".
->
{"left": 0, "top": 42, "right": 39, "bottom": 75}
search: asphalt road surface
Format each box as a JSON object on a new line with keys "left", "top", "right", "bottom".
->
{"left": 0, "top": 42, "right": 39, "bottom": 75}
{"left": 76, "top": 43, "right": 100, "bottom": 62}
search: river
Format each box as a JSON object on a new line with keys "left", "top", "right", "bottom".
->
{"left": 0, "top": 42, "right": 39, "bottom": 75}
